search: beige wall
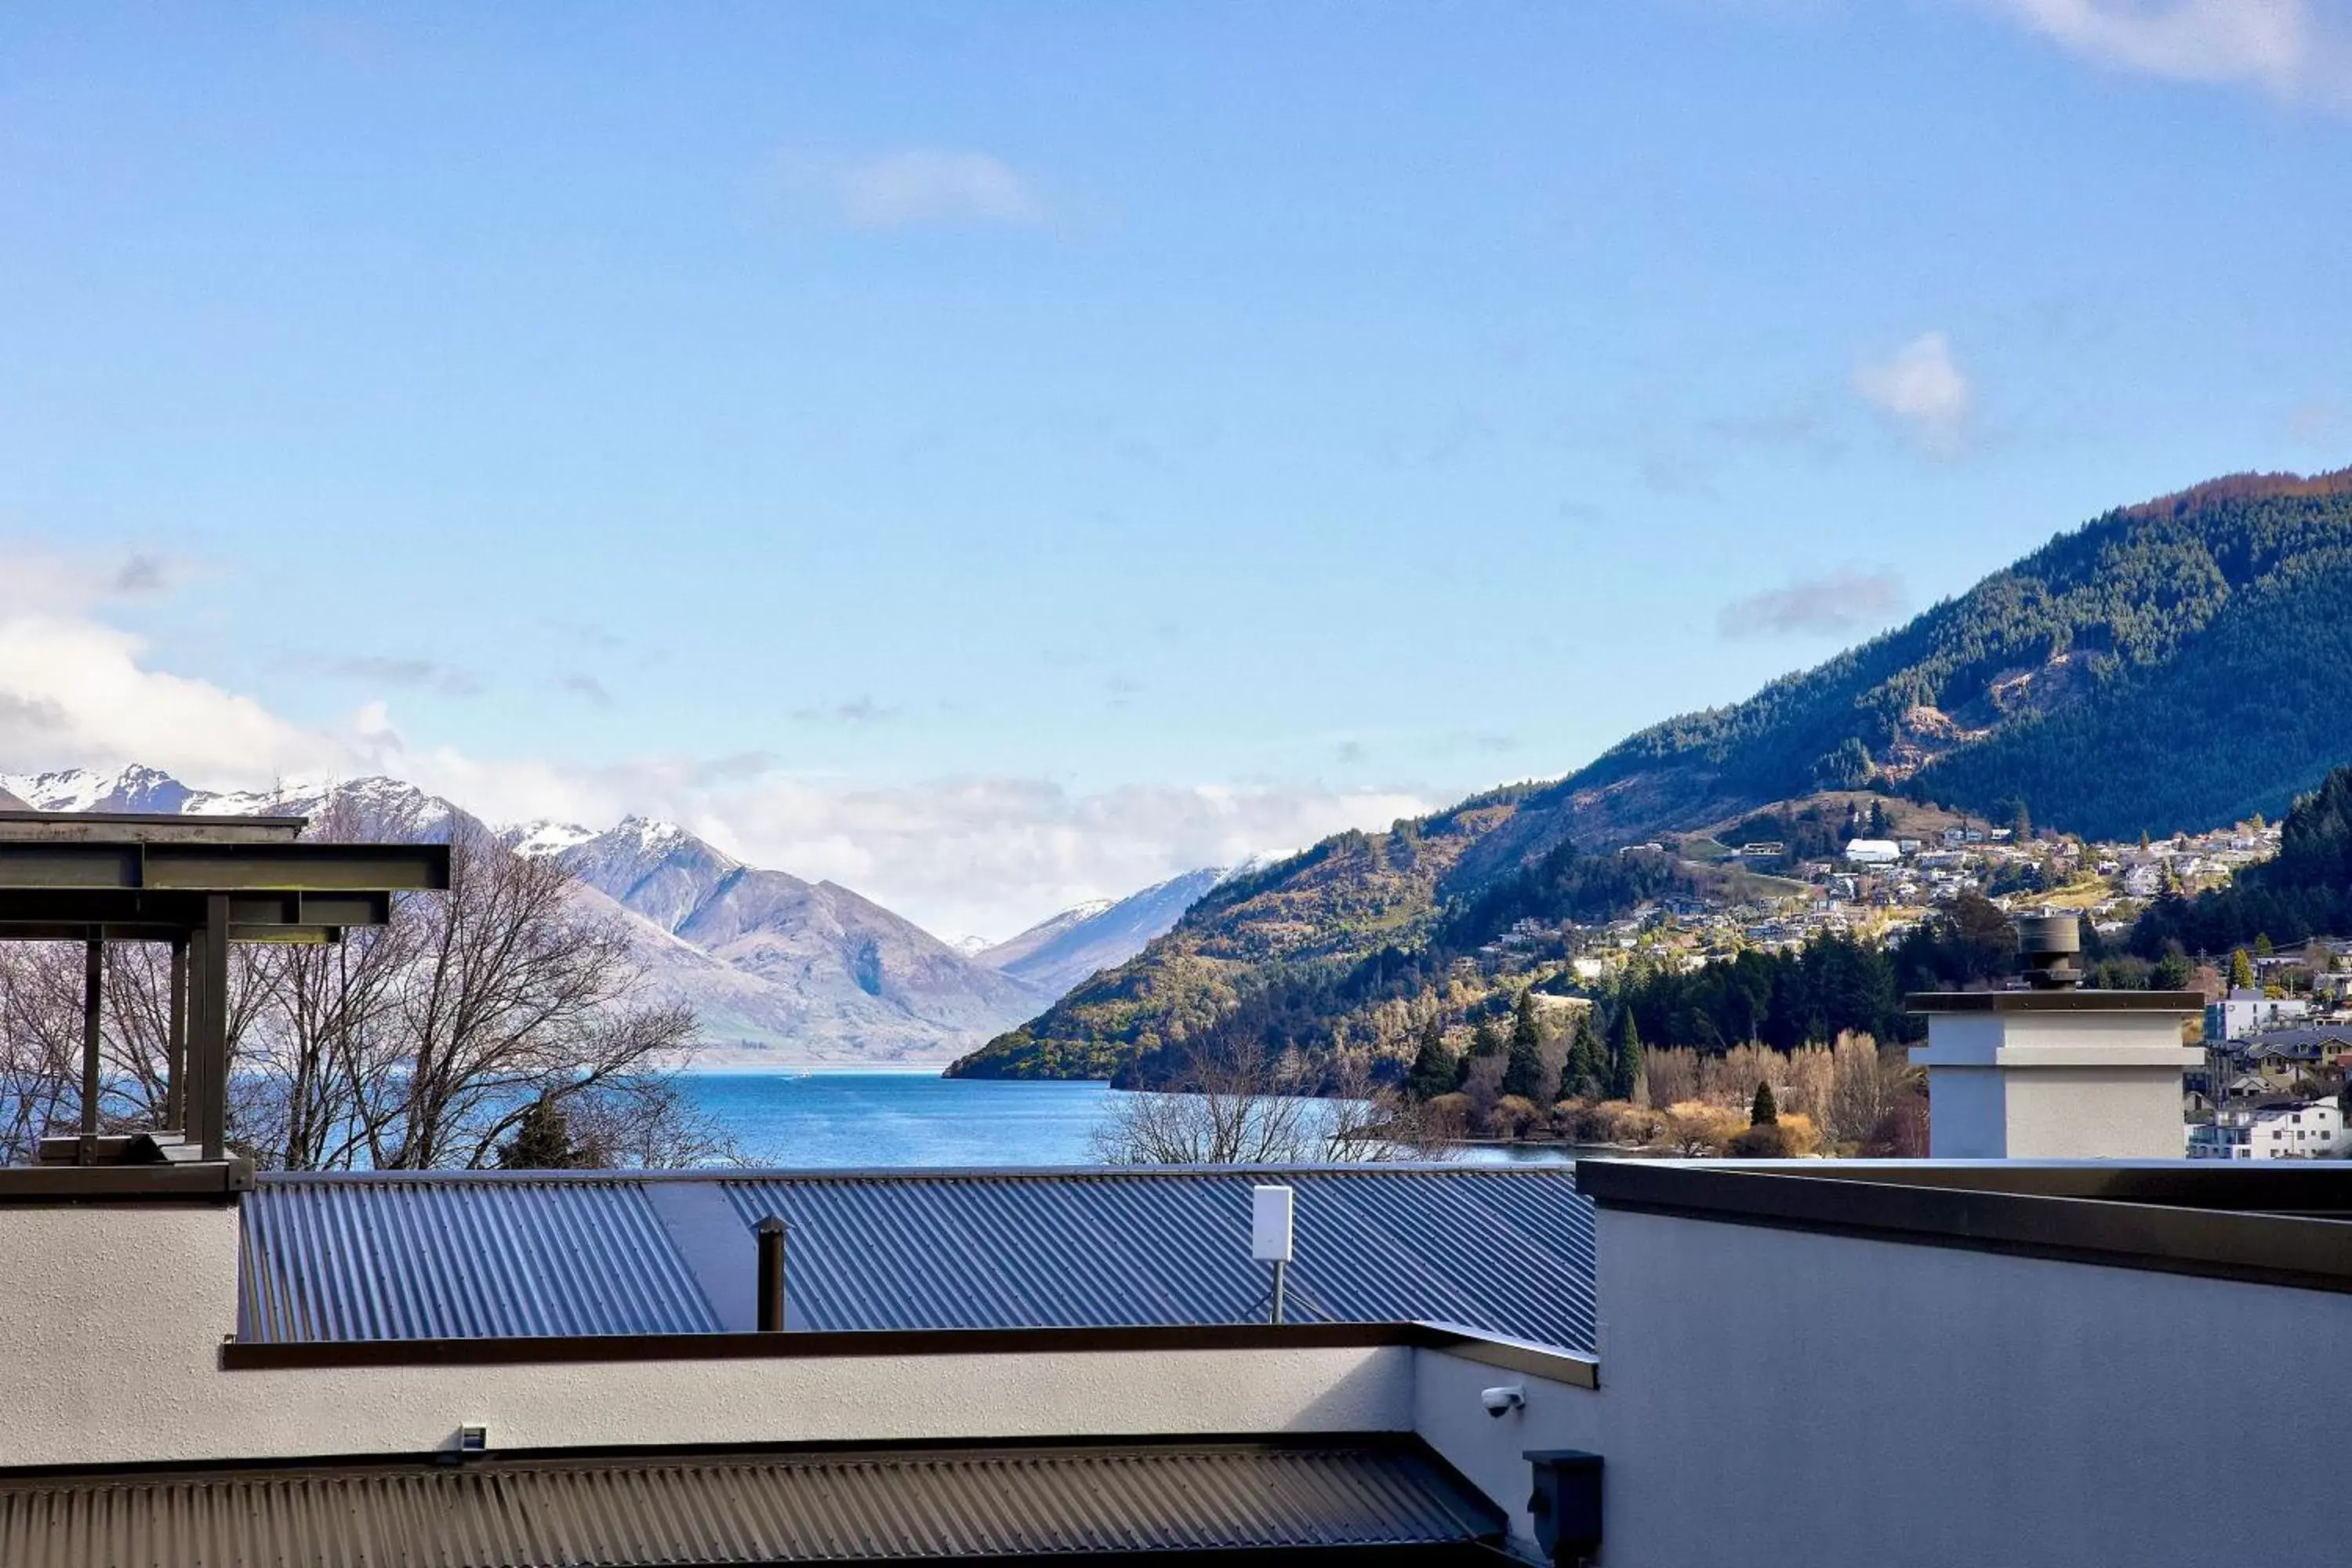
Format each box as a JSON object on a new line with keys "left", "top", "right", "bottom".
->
{"left": 0, "top": 1195, "right": 1600, "bottom": 1552}
{"left": 1414, "top": 1346, "right": 1599, "bottom": 1552}
{"left": 1594, "top": 1206, "right": 2347, "bottom": 1568}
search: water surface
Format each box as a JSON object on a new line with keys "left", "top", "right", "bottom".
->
{"left": 678, "top": 1072, "right": 1575, "bottom": 1169}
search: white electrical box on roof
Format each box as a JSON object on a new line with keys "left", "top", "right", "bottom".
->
{"left": 1250, "top": 1185, "right": 1294, "bottom": 1262}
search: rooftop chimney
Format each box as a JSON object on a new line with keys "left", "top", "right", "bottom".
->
{"left": 1904, "top": 913, "right": 2201, "bottom": 1160}
{"left": 2014, "top": 913, "right": 2082, "bottom": 989}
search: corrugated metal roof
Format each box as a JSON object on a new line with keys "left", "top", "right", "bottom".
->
{"left": 241, "top": 1174, "right": 723, "bottom": 1342}
{"left": 720, "top": 1167, "right": 1592, "bottom": 1347}
{"left": 241, "top": 1165, "right": 1595, "bottom": 1352}
{"left": 0, "top": 1440, "right": 1504, "bottom": 1566}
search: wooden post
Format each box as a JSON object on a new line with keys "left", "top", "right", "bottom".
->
{"left": 198, "top": 895, "right": 230, "bottom": 1162}
{"left": 78, "top": 936, "right": 103, "bottom": 1165}
{"left": 183, "top": 926, "right": 206, "bottom": 1145}
{"left": 165, "top": 935, "right": 188, "bottom": 1137}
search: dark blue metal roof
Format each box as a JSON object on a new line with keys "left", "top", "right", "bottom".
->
{"left": 241, "top": 1164, "right": 1595, "bottom": 1352}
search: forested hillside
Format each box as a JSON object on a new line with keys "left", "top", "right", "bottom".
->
{"left": 2134, "top": 764, "right": 2352, "bottom": 953}
{"left": 953, "top": 469, "right": 2352, "bottom": 1082}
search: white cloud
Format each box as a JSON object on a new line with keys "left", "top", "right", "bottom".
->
{"left": 0, "top": 546, "right": 1427, "bottom": 938}
{"left": 1853, "top": 331, "right": 1973, "bottom": 456}
{"left": 1982, "top": 0, "right": 2351, "bottom": 103}
{"left": 774, "top": 148, "right": 1051, "bottom": 230}
{"left": 1717, "top": 569, "right": 1907, "bottom": 639}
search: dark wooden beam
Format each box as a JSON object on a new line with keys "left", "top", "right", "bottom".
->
{"left": 198, "top": 896, "right": 229, "bottom": 1163}
{"left": 77, "top": 938, "right": 102, "bottom": 1165}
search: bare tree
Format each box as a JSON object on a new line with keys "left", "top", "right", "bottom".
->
{"left": 1091, "top": 1038, "right": 1421, "bottom": 1164}
{"left": 0, "top": 946, "right": 82, "bottom": 1164}
{"left": 358, "top": 823, "right": 700, "bottom": 1170}
{"left": 0, "top": 803, "right": 711, "bottom": 1172}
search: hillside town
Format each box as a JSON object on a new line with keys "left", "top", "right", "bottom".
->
{"left": 1476, "top": 795, "right": 2352, "bottom": 1163}
{"left": 1523, "top": 797, "right": 2286, "bottom": 982}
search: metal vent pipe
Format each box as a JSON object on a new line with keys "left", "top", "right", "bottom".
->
{"left": 755, "top": 1215, "right": 789, "bottom": 1333}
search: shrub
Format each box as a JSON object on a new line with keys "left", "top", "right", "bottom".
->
{"left": 1421, "top": 1093, "right": 1472, "bottom": 1142}
{"left": 1486, "top": 1094, "right": 1544, "bottom": 1140}
{"left": 1662, "top": 1099, "right": 1747, "bottom": 1156}
{"left": 1726, "top": 1121, "right": 1794, "bottom": 1158}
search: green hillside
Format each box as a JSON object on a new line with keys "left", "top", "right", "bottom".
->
{"left": 2134, "top": 764, "right": 2352, "bottom": 954}
{"left": 953, "top": 469, "right": 2352, "bottom": 1082}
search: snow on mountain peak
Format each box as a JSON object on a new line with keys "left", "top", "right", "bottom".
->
{"left": 507, "top": 820, "right": 598, "bottom": 858}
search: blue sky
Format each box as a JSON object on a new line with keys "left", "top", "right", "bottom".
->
{"left": 1, "top": 1, "right": 2348, "bottom": 936}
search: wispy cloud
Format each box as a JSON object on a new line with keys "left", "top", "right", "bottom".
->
{"left": 556, "top": 673, "right": 615, "bottom": 709}
{"left": 792, "top": 697, "right": 892, "bottom": 724}
{"left": 773, "top": 148, "right": 1051, "bottom": 230}
{"left": 1980, "top": 0, "right": 2350, "bottom": 104}
{"left": 1718, "top": 569, "right": 1907, "bottom": 639}
{"left": 1854, "top": 331, "right": 1972, "bottom": 457}
{"left": 332, "top": 655, "right": 484, "bottom": 699}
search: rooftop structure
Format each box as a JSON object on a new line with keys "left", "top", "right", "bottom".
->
{"left": 238, "top": 1164, "right": 1593, "bottom": 1349}
{"left": 0, "top": 811, "right": 448, "bottom": 1192}
{"left": 1906, "top": 912, "right": 2203, "bottom": 1160}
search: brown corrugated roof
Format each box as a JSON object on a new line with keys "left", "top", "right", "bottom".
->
{"left": 0, "top": 1439, "right": 1506, "bottom": 1566}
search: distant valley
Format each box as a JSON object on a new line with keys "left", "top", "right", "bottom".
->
{"left": 0, "top": 765, "right": 1220, "bottom": 1066}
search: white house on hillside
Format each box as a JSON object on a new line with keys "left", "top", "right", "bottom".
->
{"left": 2188, "top": 1102, "right": 2348, "bottom": 1160}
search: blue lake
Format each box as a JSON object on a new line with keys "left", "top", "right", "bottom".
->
{"left": 676, "top": 1072, "right": 1574, "bottom": 1169}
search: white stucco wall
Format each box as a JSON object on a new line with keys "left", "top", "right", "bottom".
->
{"left": 1594, "top": 1206, "right": 2348, "bottom": 1568}
{"left": 1413, "top": 1346, "right": 1600, "bottom": 1552}
{"left": 1915, "top": 1010, "right": 2200, "bottom": 1159}
{"left": 0, "top": 1202, "right": 1409, "bottom": 1470}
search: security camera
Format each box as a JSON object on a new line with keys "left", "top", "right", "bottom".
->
{"left": 1480, "top": 1385, "right": 1526, "bottom": 1418}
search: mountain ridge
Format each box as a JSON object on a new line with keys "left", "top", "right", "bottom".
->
{"left": 2, "top": 766, "right": 1216, "bottom": 1065}
{"left": 952, "top": 467, "right": 2352, "bottom": 1081}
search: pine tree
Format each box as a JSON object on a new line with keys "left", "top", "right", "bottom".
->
{"left": 1605, "top": 1007, "right": 1642, "bottom": 1101}
{"left": 1502, "top": 990, "right": 1546, "bottom": 1100}
{"left": 1867, "top": 800, "right": 1890, "bottom": 838}
{"left": 497, "top": 1096, "right": 583, "bottom": 1170}
{"left": 1456, "top": 1018, "right": 1504, "bottom": 1090}
{"left": 1750, "top": 1080, "right": 1778, "bottom": 1127}
{"left": 1406, "top": 1015, "right": 1457, "bottom": 1101}
{"left": 1559, "top": 1009, "right": 1606, "bottom": 1102}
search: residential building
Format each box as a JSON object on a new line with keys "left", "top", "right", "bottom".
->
{"left": 2187, "top": 1101, "right": 2348, "bottom": 1160}
{"left": 2206, "top": 990, "right": 2313, "bottom": 1042}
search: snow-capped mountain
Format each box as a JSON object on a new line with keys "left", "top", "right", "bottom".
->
{"left": 974, "top": 869, "right": 1224, "bottom": 998}
{"left": 524, "top": 815, "right": 1049, "bottom": 1060}
{"left": 2, "top": 765, "right": 1144, "bottom": 1065}
{"left": 0, "top": 767, "right": 468, "bottom": 842}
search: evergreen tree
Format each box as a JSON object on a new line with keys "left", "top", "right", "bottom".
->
{"left": 1406, "top": 1015, "right": 1457, "bottom": 1101}
{"left": 1750, "top": 1080, "right": 1778, "bottom": 1127}
{"left": 1605, "top": 1007, "right": 1643, "bottom": 1101}
{"left": 2254, "top": 932, "right": 2274, "bottom": 958}
{"left": 497, "top": 1096, "right": 584, "bottom": 1170}
{"left": 1867, "top": 800, "right": 1891, "bottom": 838}
{"left": 1502, "top": 990, "right": 1546, "bottom": 1100}
{"left": 1456, "top": 1018, "right": 1504, "bottom": 1089}
{"left": 1559, "top": 1009, "right": 1606, "bottom": 1102}
{"left": 2154, "top": 950, "right": 2195, "bottom": 991}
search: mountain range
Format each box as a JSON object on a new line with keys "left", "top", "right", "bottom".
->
{"left": 0, "top": 765, "right": 1217, "bottom": 1065}
{"left": 951, "top": 467, "right": 2352, "bottom": 1082}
